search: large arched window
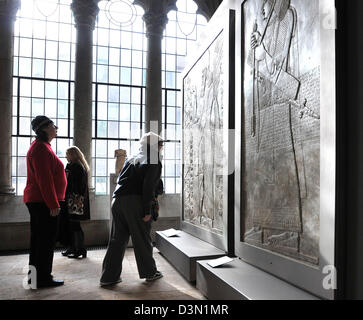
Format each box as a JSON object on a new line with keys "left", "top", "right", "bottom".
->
{"left": 92, "top": 0, "right": 207, "bottom": 195}
{"left": 11, "top": 0, "right": 207, "bottom": 196}
{"left": 12, "top": 0, "right": 75, "bottom": 195}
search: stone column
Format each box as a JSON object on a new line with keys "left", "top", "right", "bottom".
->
{"left": 134, "top": 0, "right": 177, "bottom": 134}
{"left": 71, "top": 0, "right": 99, "bottom": 189}
{"left": 0, "top": 0, "right": 20, "bottom": 198}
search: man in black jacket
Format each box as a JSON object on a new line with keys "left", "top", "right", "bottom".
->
{"left": 100, "top": 132, "right": 164, "bottom": 286}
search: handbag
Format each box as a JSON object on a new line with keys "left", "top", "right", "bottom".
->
{"left": 67, "top": 192, "right": 85, "bottom": 215}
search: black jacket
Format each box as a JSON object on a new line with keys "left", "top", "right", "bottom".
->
{"left": 113, "top": 146, "right": 162, "bottom": 217}
{"left": 65, "top": 162, "right": 90, "bottom": 221}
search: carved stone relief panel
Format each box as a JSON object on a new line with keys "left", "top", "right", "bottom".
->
{"left": 242, "top": 0, "right": 320, "bottom": 264}
{"left": 183, "top": 31, "right": 225, "bottom": 235}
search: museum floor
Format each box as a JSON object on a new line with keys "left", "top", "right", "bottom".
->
{"left": 0, "top": 248, "right": 205, "bottom": 300}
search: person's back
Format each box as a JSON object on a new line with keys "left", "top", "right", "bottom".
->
{"left": 100, "top": 132, "right": 164, "bottom": 286}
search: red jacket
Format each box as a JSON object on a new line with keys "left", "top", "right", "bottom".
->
{"left": 24, "top": 139, "right": 67, "bottom": 210}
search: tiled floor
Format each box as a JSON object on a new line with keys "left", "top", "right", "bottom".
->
{"left": 0, "top": 248, "right": 206, "bottom": 300}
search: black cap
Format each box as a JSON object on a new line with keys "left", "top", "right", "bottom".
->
{"left": 31, "top": 116, "right": 53, "bottom": 133}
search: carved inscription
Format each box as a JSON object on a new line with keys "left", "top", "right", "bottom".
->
{"left": 243, "top": 0, "right": 320, "bottom": 265}
{"left": 183, "top": 32, "right": 225, "bottom": 235}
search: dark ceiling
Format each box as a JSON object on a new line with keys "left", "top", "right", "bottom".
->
{"left": 193, "top": 0, "right": 223, "bottom": 20}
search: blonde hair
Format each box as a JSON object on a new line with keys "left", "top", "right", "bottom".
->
{"left": 66, "top": 146, "right": 90, "bottom": 172}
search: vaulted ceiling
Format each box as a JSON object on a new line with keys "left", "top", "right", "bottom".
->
{"left": 193, "top": 0, "right": 223, "bottom": 21}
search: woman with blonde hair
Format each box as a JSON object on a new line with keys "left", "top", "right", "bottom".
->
{"left": 58, "top": 146, "right": 90, "bottom": 259}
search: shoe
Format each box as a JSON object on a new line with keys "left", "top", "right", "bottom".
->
{"left": 37, "top": 279, "right": 64, "bottom": 289}
{"left": 67, "top": 248, "right": 87, "bottom": 259}
{"left": 61, "top": 248, "right": 74, "bottom": 256}
{"left": 100, "top": 278, "right": 122, "bottom": 287}
{"left": 146, "top": 271, "right": 163, "bottom": 282}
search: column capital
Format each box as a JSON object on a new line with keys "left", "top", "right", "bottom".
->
{"left": 143, "top": 12, "right": 168, "bottom": 38}
{"left": 0, "top": 0, "right": 21, "bottom": 21}
{"left": 71, "top": 0, "right": 100, "bottom": 30}
{"left": 134, "top": 0, "right": 177, "bottom": 37}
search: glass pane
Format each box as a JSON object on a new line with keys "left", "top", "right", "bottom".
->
{"left": 108, "top": 85, "right": 119, "bottom": 103}
{"left": 166, "top": 72, "right": 175, "bottom": 88}
{"left": 165, "top": 142, "right": 175, "bottom": 159}
{"left": 132, "top": 33, "right": 144, "bottom": 50}
{"left": 58, "top": 61, "right": 70, "bottom": 80}
{"left": 18, "top": 177, "right": 27, "bottom": 196}
{"left": 18, "top": 137, "right": 30, "bottom": 156}
{"left": 96, "top": 159, "right": 107, "bottom": 176}
{"left": 167, "top": 107, "right": 175, "bottom": 124}
{"left": 58, "top": 24, "right": 71, "bottom": 42}
{"left": 45, "top": 60, "right": 58, "bottom": 79}
{"left": 33, "top": 20, "right": 46, "bottom": 39}
{"left": 97, "top": 121, "right": 107, "bottom": 137}
{"left": 96, "top": 139, "right": 107, "bottom": 157}
{"left": 120, "top": 49, "right": 131, "bottom": 66}
{"left": 120, "top": 87, "right": 130, "bottom": 103}
{"left": 32, "top": 59, "right": 45, "bottom": 77}
{"left": 132, "top": 50, "right": 143, "bottom": 68}
{"left": 108, "top": 103, "right": 119, "bottom": 120}
{"left": 97, "top": 28, "right": 109, "bottom": 46}
{"left": 32, "top": 80, "right": 44, "bottom": 98}
{"left": 107, "top": 66, "right": 119, "bottom": 84}
{"left": 58, "top": 82, "right": 68, "bottom": 99}
{"left": 95, "top": 177, "right": 107, "bottom": 194}
{"left": 19, "top": 57, "right": 32, "bottom": 76}
{"left": 165, "top": 178, "right": 175, "bottom": 194}
{"left": 46, "top": 40, "right": 58, "bottom": 60}
{"left": 98, "top": 102, "right": 107, "bottom": 120}
{"left": 33, "top": 39, "right": 45, "bottom": 58}
{"left": 119, "top": 104, "right": 130, "bottom": 121}
{"left": 132, "top": 68, "right": 142, "bottom": 86}
{"left": 165, "top": 160, "right": 175, "bottom": 176}
{"left": 121, "top": 31, "right": 132, "bottom": 49}
{"left": 119, "top": 122, "right": 130, "bottom": 139}
{"left": 98, "top": 85, "right": 108, "bottom": 101}
{"left": 47, "top": 22, "right": 59, "bottom": 40}
{"left": 20, "top": 98, "right": 31, "bottom": 116}
{"left": 32, "top": 98, "right": 44, "bottom": 116}
{"left": 19, "top": 38, "right": 32, "bottom": 57}
{"left": 119, "top": 140, "right": 130, "bottom": 156}
{"left": 108, "top": 140, "right": 119, "bottom": 158}
{"left": 131, "top": 87, "right": 140, "bottom": 104}
{"left": 45, "top": 81, "right": 57, "bottom": 98}
{"left": 109, "top": 48, "right": 120, "bottom": 65}
{"left": 130, "top": 122, "right": 140, "bottom": 139}
{"left": 56, "top": 138, "right": 71, "bottom": 158}
{"left": 120, "top": 67, "right": 131, "bottom": 84}
{"left": 108, "top": 121, "right": 118, "bottom": 138}
{"left": 45, "top": 99, "right": 57, "bottom": 118}
{"left": 58, "top": 42, "right": 71, "bottom": 60}
{"left": 58, "top": 100, "right": 68, "bottom": 118}
{"left": 131, "top": 105, "right": 140, "bottom": 122}
{"left": 97, "top": 65, "right": 108, "bottom": 82}
{"left": 57, "top": 119, "right": 68, "bottom": 136}
{"left": 97, "top": 46, "right": 109, "bottom": 64}
{"left": 109, "top": 29, "right": 121, "bottom": 47}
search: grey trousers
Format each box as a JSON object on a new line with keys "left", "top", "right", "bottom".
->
{"left": 100, "top": 195, "right": 157, "bottom": 282}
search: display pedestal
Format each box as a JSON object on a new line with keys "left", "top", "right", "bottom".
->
{"left": 155, "top": 230, "right": 225, "bottom": 282}
{"left": 196, "top": 259, "right": 320, "bottom": 300}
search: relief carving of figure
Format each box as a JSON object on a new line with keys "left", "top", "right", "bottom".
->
{"left": 245, "top": 0, "right": 303, "bottom": 248}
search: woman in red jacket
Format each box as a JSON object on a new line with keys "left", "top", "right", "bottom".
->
{"left": 24, "top": 115, "right": 67, "bottom": 289}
